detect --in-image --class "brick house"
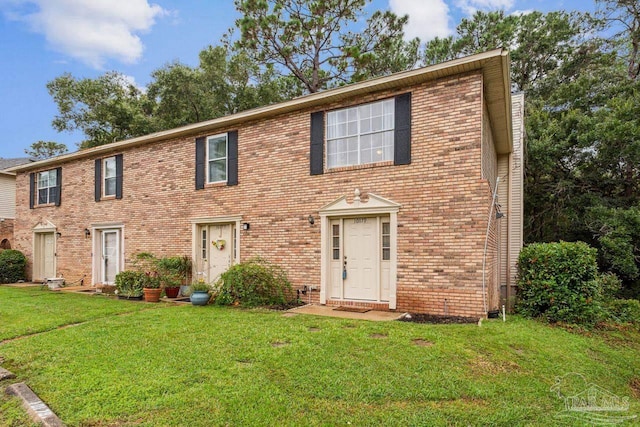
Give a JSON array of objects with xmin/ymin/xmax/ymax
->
[{"xmin": 7, "ymin": 49, "xmax": 523, "ymax": 317}]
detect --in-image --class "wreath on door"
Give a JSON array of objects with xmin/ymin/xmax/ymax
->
[{"xmin": 212, "ymin": 239, "xmax": 226, "ymax": 250}]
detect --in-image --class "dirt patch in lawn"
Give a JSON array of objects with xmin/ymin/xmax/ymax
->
[
  {"xmin": 630, "ymin": 377, "xmax": 640, "ymax": 398},
  {"xmin": 399, "ymin": 313, "xmax": 479, "ymax": 324},
  {"xmin": 412, "ymin": 339, "xmax": 434, "ymax": 347}
]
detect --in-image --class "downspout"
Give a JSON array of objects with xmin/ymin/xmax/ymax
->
[{"xmin": 482, "ymin": 176, "xmax": 500, "ymax": 316}]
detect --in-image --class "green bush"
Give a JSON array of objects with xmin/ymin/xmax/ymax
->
[
  {"xmin": 0, "ymin": 249, "xmax": 26, "ymax": 284},
  {"xmin": 605, "ymin": 299, "xmax": 640, "ymax": 324},
  {"xmin": 516, "ymin": 241, "xmax": 605, "ymax": 326},
  {"xmin": 214, "ymin": 258, "xmax": 293, "ymax": 307},
  {"xmin": 114, "ymin": 270, "xmax": 145, "ymax": 298}
]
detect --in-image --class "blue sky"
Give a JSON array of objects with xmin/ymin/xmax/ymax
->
[{"xmin": 0, "ymin": 0, "xmax": 596, "ymax": 160}]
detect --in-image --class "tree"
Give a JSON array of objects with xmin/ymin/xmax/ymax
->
[
  {"xmin": 148, "ymin": 39, "xmax": 298, "ymax": 130},
  {"xmin": 598, "ymin": 0, "xmax": 640, "ymax": 80},
  {"xmin": 47, "ymin": 72, "xmax": 156, "ymax": 149},
  {"xmin": 234, "ymin": 0, "xmax": 419, "ymax": 92},
  {"xmin": 24, "ymin": 141, "xmax": 68, "ymax": 160}
]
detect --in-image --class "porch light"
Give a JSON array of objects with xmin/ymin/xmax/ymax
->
[
  {"xmin": 241, "ymin": 223, "xmax": 250, "ymax": 231},
  {"xmin": 84, "ymin": 228, "xmax": 91, "ymax": 238},
  {"xmin": 308, "ymin": 215, "xmax": 315, "ymax": 226}
]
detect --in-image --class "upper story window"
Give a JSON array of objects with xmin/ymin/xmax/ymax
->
[
  {"xmin": 103, "ymin": 156, "xmax": 116, "ymax": 197},
  {"xmin": 37, "ymin": 169, "xmax": 58, "ymax": 205},
  {"xmin": 207, "ymin": 133, "xmax": 227, "ymax": 183},
  {"xmin": 326, "ymin": 98, "xmax": 395, "ymax": 169},
  {"xmin": 95, "ymin": 154, "xmax": 122, "ymax": 201}
]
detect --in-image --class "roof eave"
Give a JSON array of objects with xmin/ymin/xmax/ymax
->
[{"xmin": 7, "ymin": 48, "xmax": 512, "ymax": 172}]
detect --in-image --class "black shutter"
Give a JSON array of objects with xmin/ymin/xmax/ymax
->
[
  {"xmin": 29, "ymin": 173, "xmax": 35, "ymax": 209},
  {"xmin": 95, "ymin": 159, "xmax": 102, "ymax": 202},
  {"xmin": 195, "ymin": 137, "xmax": 206, "ymax": 190},
  {"xmin": 394, "ymin": 92, "xmax": 412, "ymax": 165},
  {"xmin": 115, "ymin": 154, "xmax": 123, "ymax": 199},
  {"xmin": 227, "ymin": 131, "xmax": 238, "ymax": 186},
  {"xmin": 310, "ymin": 111, "xmax": 324, "ymax": 175},
  {"xmin": 55, "ymin": 167, "xmax": 62, "ymax": 206}
]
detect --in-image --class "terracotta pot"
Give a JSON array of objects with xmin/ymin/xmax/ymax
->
[
  {"xmin": 143, "ymin": 288, "xmax": 162, "ymax": 303},
  {"xmin": 164, "ymin": 286, "xmax": 180, "ymax": 298}
]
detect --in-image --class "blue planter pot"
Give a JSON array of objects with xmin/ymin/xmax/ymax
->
[{"xmin": 190, "ymin": 291, "xmax": 210, "ymax": 306}]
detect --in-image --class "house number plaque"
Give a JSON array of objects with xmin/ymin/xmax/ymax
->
[{"xmin": 353, "ymin": 218, "xmax": 368, "ymax": 224}]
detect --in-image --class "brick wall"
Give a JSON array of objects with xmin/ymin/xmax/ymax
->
[
  {"xmin": 14, "ymin": 71, "xmax": 496, "ymax": 317},
  {"xmin": 0, "ymin": 218, "xmax": 14, "ymax": 249}
]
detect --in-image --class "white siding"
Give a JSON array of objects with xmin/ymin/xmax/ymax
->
[
  {"xmin": 0, "ymin": 173, "xmax": 16, "ymax": 219},
  {"xmin": 509, "ymin": 93, "xmax": 525, "ymax": 289},
  {"xmin": 496, "ymin": 93, "xmax": 525, "ymax": 307},
  {"xmin": 482, "ymin": 103, "xmax": 498, "ymax": 190}
]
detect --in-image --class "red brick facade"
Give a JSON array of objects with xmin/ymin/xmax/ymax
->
[{"xmin": 12, "ymin": 53, "xmax": 515, "ymax": 318}]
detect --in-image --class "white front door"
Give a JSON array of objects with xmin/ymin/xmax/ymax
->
[
  {"xmin": 329, "ymin": 217, "xmax": 390, "ymax": 302},
  {"xmin": 34, "ymin": 232, "xmax": 56, "ymax": 280},
  {"xmin": 197, "ymin": 224, "xmax": 234, "ymax": 283},
  {"xmin": 343, "ymin": 217, "xmax": 378, "ymax": 300},
  {"xmin": 101, "ymin": 230, "xmax": 119, "ymax": 284}
]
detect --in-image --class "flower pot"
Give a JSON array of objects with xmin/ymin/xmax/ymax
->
[
  {"xmin": 164, "ymin": 286, "xmax": 180, "ymax": 298},
  {"xmin": 190, "ymin": 291, "xmax": 210, "ymax": 306},
  {"xmin": 143, "ymin": 288, "xmax": 162, "ymax": 303}
]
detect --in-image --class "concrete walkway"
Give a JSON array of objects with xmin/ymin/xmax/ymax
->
[{"xmin": 287, "ymin": 304, "xmax": 405, "ymax": 321}]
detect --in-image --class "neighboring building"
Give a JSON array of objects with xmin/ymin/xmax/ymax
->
[
  {"xmin": 7, "ymin": 49, "xmax": 523, "ymax": 317},
  {"xmin": 0, "ymin": 158, "xmax": 34, "ymax": 249}
]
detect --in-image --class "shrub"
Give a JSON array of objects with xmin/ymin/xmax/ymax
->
[
  {"xmin": 114, "ymin": 270, "xmax": 145, "ymax": 298},
  {"xmin": 214, "ymin": 258, "xmax": 293, "ymax": 307},
  {"xmin": 0, "ymin": 250, "xmax": 27, "ymax": 284},
  {"xmin": 605, "ymin": 299, "xmax": 640, "ymax": 324},
  {"xmin": 516, "ymin": 241, "xmax": 605, "ymax": 326}
]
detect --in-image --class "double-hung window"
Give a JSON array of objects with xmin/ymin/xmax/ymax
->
[
  {"xmin": 326, "ymin": 99, "xmax": 395, "ymax": 169},
  {"xmin": 103, "ymin": 156, "xmax": 117, "ymax": 197},
  {"xmin": 207, "ymin": 133, "xmax": 227, "ymax": 183},
  {"xmin": 37, "ymin": 170, "xmax": 58, "ymax": 205}
]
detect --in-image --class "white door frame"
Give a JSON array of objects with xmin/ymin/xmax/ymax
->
[
  {"xmin": 319, "ymin": 192, "xmax": 400, "ymax": 309},
  {"xmin": 101, "ymin": 230, "xmax": 120, "ymax": 284},
  {"xmin": 191, "ymin": 216, "xmax": 242, "ymax": 283},
  {"xmin": 32, "ymin": 220, "xmax": 58, "ymax": 281},
  {"xmin": 91, "ymin": 223, "xmax": 124, "ymax": 286}
]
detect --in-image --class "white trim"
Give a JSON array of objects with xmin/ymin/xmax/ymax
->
[
  {"xmin": 32, "ymin": 222, "xmax": 58, "ymax": 281},
  {"xmin": 91, "ymin": 224, "xmax": 125, "ymax": 286},
  {"xmin": 206, "ymin": 133, "xmax": 228, "ymax": 184},
  {"xmin": 319, "ymin": 192, "xmax": 400, "ymax": 309},
  {"xmin": 102, "ymin": 156, "xmax": 116, "ymax": 197},
  {"xmin": 191, "ymin": 216, "xmax": 242, "ymax": 280}
]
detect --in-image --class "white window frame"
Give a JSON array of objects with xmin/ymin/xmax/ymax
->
[
  {"xmin": 37, "ymin": 169, "xmax": 57, "ymax": 205},
  {"xmin": 206, "ymin": 133, "xmax": 228, "ymax": 184},
  {"xmin": 326, "ymin": 98, "xmax": 395, "ymax": 169},
  {"xmin": 103, "ymin": 156, "xmax": 116, "ymax": 197}
]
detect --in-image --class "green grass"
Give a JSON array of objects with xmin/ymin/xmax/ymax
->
[{"xmin": 0, "ymin": 286, "xmax": 639, "ymax": 426}]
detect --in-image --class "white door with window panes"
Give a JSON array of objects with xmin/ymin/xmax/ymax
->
[
  {"xmin": 195, "ymin": 223, "xmax": 235, "ymax": 284},
  {"xmin": 101, "ymin": 230, "xmax": 119, "ymax": 284},
  {"xmin": 329, "ymin": 216, "xmax": 390, "ymax": 302}
]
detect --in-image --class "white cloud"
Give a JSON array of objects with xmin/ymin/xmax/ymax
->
[
  {"xmin": 6, "ymin": 0, "xmax": 167, "ymax": 68},
  {"xmin": 389, "ymin": 0, "xmax": 452, "ymax": 42},
  {"xmin": 454, "ymin": 0, "xmax": 515, "ymax": 15}
]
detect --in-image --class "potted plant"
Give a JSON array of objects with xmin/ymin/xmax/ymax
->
[
  {"xmin": 114, "ymin": 271, "xmax": 144, "ymax": 300},
  {"xmin": 142, "ymin": 272, "xmax": 162, "ymax": 302},
  {"xmin": 156, "ymin": 255, "xmax": 192, "ymax": 298},
  {"xmin": 162, "ymin": 275, "xmax": 181, "ymax": 299},
  {"xmin": 189, "ymin": 279, "xmax": 211, "ymax": 306}
]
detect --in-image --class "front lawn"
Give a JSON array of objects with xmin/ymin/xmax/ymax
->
[{"xmin": 0, "ymin": 286, "xmax": 638, "ymax": 426}]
